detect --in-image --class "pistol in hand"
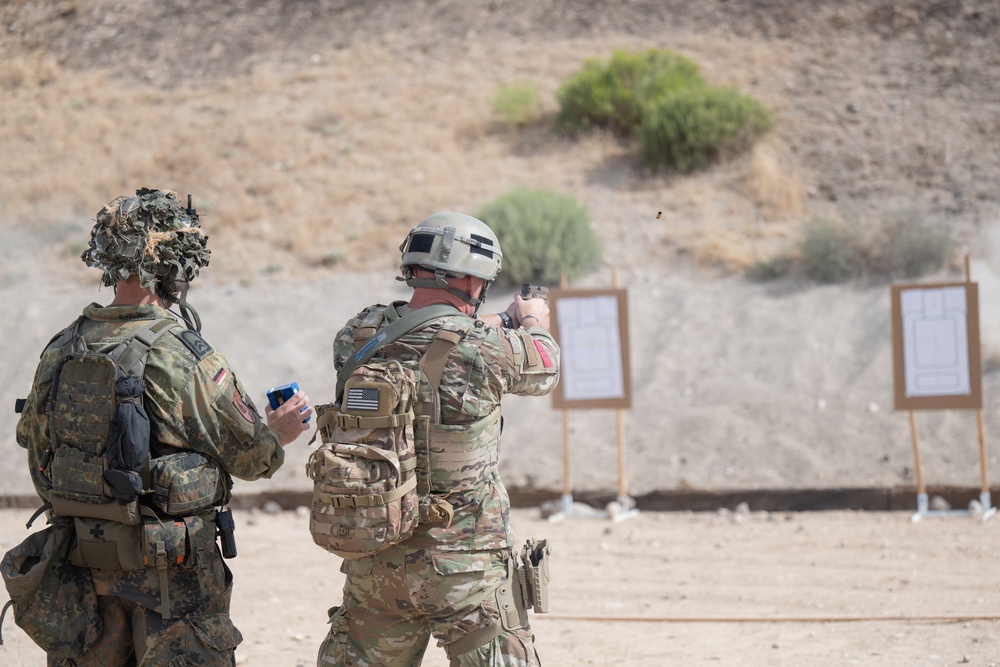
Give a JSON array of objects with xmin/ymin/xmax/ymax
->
[{"xmin": 521, "ymin": 283, "xmax": 549, "ymax": 303}]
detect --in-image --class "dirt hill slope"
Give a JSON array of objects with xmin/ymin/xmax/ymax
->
[{"xmin": 2, "ymin": 0, "xmax": 1000, "ymax": 501}]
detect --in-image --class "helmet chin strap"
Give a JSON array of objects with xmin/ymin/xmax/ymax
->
[
  {"xmin": 401, "ymin": 268, "xmax": 490, "ymax": 314},
  {"xmin": 158, "ymin": 280, "xmax": 202, "ymax": 332}
]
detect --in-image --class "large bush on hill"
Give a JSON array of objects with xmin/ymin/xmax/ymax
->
[
  {"xmin": 557, "ymin": 48, "xmax": 771, "ymax": 172},
  {"xmin": 639, "ymin": 86, "xmax": 772, "ymax": 173},
  {"xmin": 477, "ymin": 188, "xmax": 602, "ymax": 286},
  {"xmin": 556, "ymin": 49, "xmax": 703, "ymax": 138}
]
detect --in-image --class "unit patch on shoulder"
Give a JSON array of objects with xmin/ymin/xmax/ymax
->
[
  {"xmin": 233, "ymin": 388, "xmax": 256, "ymax": 423},
  {"xmin": 174, "ymin": 329, "xmax": 213, "ymax": 361}
]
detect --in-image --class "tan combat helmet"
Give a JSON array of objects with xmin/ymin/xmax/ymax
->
[
  {"xmin": 398, "ymin": 212, "xmax": 503, "ymax": 310},
  {"xmin": 82, "ymin": 188, "xmax": 211, "ymax": 329}
]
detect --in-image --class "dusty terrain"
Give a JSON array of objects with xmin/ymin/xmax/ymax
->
[
  {"xmin": 3, "ymin": 506, "xmax": 1000, "ymax": 666},
  {"xmin": 3, "ymin": 2, "xmax": 1000, "ymax": 664},
  {"xmin": 2, "ymin": 0, "xmax": 1000, "ymax": 501}
]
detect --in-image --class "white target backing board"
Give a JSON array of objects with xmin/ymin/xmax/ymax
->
[
  {"xmin": 549, "ymin": 288, "xmax": 631, "ymax": 410},
  {"xmin": 891, "ymin": 281, "xmax": 982, "ymax": 411}
]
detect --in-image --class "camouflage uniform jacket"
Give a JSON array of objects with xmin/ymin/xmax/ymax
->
[
  {"xmin": 333, "ymin": 301, "xmax": 560, "ymax": 552},
  {"xmin": 17, "ymin": 303, "xmax": 285, "ymax": 508}
]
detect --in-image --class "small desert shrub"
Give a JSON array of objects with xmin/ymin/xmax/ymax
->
[
  {"xmin": 875, "ymin": 213, "xmax": 952, "ymax": 278},
  {"xmin": 799, "ymin": 217, "xmax": 864, "ymax": 283},
  {"xmin": 492, "ymin": 81, "xmax": 542, "ymax": 128},
  {"xmin": 477, "ymin": 187, "xmax": 601, "ymax": 286},
  {"xmin": 639, "ymin": 87, "xmax": 773, "ymax": 173},
  {"xmin": 746, "ymin": 256, "xmax": 793, "ymax": 282},
  {"xmin": 556, "ymin": 49, "xmax": 703, "ymax": 138},
  {"xmin": 753, "ymin": 211, "xmax": 954, "ymax": 284}
]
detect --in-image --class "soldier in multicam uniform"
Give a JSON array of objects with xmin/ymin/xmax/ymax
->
[
  {"xmin": 316, "ymin": 212, "xmax": 560, "ymax": 666},
  {"xmin": 14, "ymin": 188, "xmax": 312, "ymax": 666}
]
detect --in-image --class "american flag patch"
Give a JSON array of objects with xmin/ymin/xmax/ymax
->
[
  {"xmin": 346, "ymin": 387, "xmax": 380, "ymax": 411},
  {"xmin": 213, "ymin": 368, "xmax": 228, "ymax": 386}
]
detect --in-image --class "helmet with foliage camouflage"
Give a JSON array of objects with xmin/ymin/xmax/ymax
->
[{"xmin": 81, "ymin": 188, "xmax": 211, "ymax": 292}]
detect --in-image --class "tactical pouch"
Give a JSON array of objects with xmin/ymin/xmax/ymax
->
[
  {"xmin": 0, "ymin": 521, "xmax": 103, "ymax": 658},
  {"xmin": 142, "ymin": 519, "xmax": 188, "ymax": 568},
  {"xmin": 142, "ymin": 518, "xmax": 189, "ymax": 620},
  {"xmin": 69, "ymin": 518, "xmax": 143, "ymax": 571},
  {"xmin": 149, "ymin": 452, "xmax": 225, "ymax": 515},
  {"xmin": 49, "ymin": 443, "xmax": 142, "ymax": 524},
  {"xmin": 49, "ymin": 444, "xmax": 109, "ymax": 503}
]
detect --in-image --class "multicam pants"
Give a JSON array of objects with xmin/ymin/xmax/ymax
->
[
  {"xmin": 317, "ymin": 545, "xmax": 540, "ymax": 667},
  {"xmin": 49, "ymin": 518, "xmax": 241, "ymax": 667}
]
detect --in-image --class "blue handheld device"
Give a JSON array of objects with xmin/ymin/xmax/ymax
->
[{"xmin": 266, "ymin": 382, "xmax": 311, "ymax": 423}]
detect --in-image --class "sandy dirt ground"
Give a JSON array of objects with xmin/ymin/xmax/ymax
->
[
  {"xmin": 3, "ymin": 1, "xmax": 1000, "ymax": 502},
  {"xmin": 2, "ymin": 505, "xmax": 999, "ymax": 667}
]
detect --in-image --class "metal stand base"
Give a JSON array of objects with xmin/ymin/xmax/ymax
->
[
  {"xmin": 910, "ymin": 491, "xmax": 996, "ymax": 523},
  {"xmin": 608, "ymin": 495, "xmax": 640, "ymax": 523},
  {"xmin": 544, "ymin": 494, "xmax": 615, "ymax": 522}
]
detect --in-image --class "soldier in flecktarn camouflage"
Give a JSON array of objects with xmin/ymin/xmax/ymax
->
[
  {"xmin": 314, "ymin": 213, "xmax": 560, "ymax": 666},
  {"xmin": 9, "ymin": 188, "xmax": 312, "ymax": 666}
]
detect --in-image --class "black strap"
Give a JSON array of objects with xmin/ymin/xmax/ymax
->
[
  {"xmin": 0, "ymin": 598, "xmax": 13, "ymax": 646},
  {"xmin": 24, "ymin": 501, "xmax": 52, "ymax": 529},
  {"xmin": 335, "ymin": 304, "xmax": 459, "ymax": 400}
]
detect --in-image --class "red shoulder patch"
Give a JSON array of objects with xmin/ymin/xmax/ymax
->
[
  {"xmin": 233, "ymin": 389, "xmax": 256, "ymax": 423},
  {"xmin": 533, "ymin": 340, "xmax": 554, "ymax": 368}
]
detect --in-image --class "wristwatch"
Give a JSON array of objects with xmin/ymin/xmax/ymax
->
[{"xmin": 497, "ymin": 311, "xmax": 515, "ymax": 328}]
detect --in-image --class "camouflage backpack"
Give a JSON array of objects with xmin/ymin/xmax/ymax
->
[
  {"xmin": 33, "ymin": 317, "xmax": 180, "ymax": 526},
  {"xmin": 31, "ymin": 316, "xmax": 226, "ymax": 527},
  {"xmin": 307, "ymin": 305, "xmax": 459, "ymax": 559}
]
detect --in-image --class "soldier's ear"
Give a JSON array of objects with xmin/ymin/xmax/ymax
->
[{"xmin": 464, "ymin": 276, "xmax": 486, "ymax": 298}]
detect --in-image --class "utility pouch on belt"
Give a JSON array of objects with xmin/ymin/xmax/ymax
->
[
  {"xmin": 142, "ymin": 519, "xmax": 187, "ymax": 568},
  {"xmin": 141, "ymin": 518, "xmax": 189, "ymax": 620},
  {"xmin": 0, "ymin": 521, "xmax": 103, "ymax": 658},
  {"xmin": 149, "ymin": 451, "xmax": 226, "ymax": 515},
  {"xmin": 68, "ymin": 518, "xmax": 144, "ymax": 571}
]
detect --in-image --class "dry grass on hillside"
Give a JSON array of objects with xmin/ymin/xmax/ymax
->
[{"xmin": 0, "ymin": 32, "xmax": 807, "ymax": 283}]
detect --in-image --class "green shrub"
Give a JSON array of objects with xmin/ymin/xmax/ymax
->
[
  {"xmin": 799, "ymin": 217, "xmax": 864, "ymax": 283},
  {"xmin": 746, "ymin": 256, "xmax": 793, "ymax": 282},
  {"xmin": 477, "ymin": 187, "xmax": 602, "ymax": 286},
  {"xmin": 556, "ymin": 49, "xmax": 703, "ymax": 138},
  {"xmin": 876, "ymin": 213, "xmax": 952, "ymax": 278},
  {"xmin": 747, "ymin": 210, "xmax": 953, "ymax": 285},
  {"xmin": 638, "ymin": 87, "xmax": 772, "ymax": 173},
  {"xmin": 491, "ymin": 81, "xmax": 542, "ymax": 128}
]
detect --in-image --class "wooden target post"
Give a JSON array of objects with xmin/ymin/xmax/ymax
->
[
  {"xmin": 890, "ymin": 257, "xmax": 995, "ymax": 522},
  {"xmin": 547, "ymin": 271, "xmax": 636, "ymax": 522}
]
